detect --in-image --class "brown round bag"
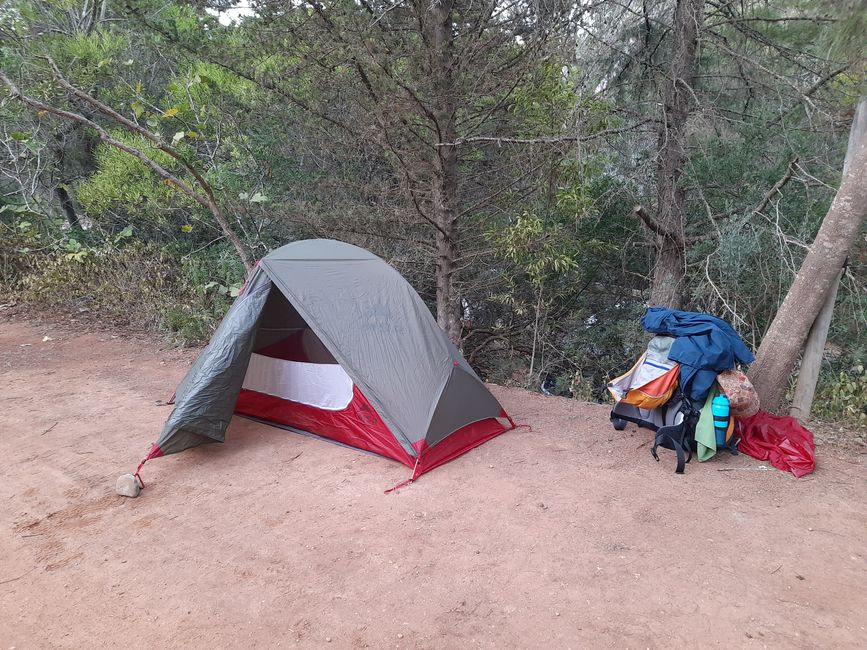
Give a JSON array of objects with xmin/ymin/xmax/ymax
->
[{"xmin": 717, "ymin": 369, "xmax": 760, "ymax": 418}]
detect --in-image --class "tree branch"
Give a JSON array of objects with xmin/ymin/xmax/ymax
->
[
  {"xmin": 766, "ymin": 65, "xmax": 852, "ymax": 128},
  {"xmin": 633, "ymin": 204, "xmax": 684, "ymax": 247},
  {"xmin": 752, "ymin": 157, "xmax": 799, "ymax": 216},
  {"xmin": 437, "ymin": 119, "xmax": 653, "ymax": 147},
  {"xmin": 0, "ymin": 67, "xmax": 253, "ymax": 271}
]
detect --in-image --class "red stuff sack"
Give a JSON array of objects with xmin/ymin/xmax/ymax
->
[{"xmin": 737, "ymin": 411, "xmax": 816, "ymax": 478}]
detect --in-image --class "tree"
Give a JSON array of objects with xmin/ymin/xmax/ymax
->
[
  {"xmin": 575, "ymin": 0, "xmax": 857, "ymax": 318},
  {"xmin": 648, "ymin": 0, "xmax": 704, "ymax": 309},
  {"xmin": 130, "ymin": 0, "xmax": 579, "ymax": 342},
  {"xmin": 0, "ymin": 59, "xmax": 254, "ymax": 271},
  {"xmin": 749, "ymin": 96, "xmax": 867, "ymax": 412}
]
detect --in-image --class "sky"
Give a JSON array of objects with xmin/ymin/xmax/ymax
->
[{"xmin": 207, "ymin": 3, "xmax": 257, "ymax": 26}]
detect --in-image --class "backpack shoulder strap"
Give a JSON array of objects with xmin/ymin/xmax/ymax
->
[
  {"xmin": 651, "ymin": 425, "xmax": 691, "ymax": 473},
  {"xmin": 650, "ymin": 392, "xmax": 699, "ymax": 474}
]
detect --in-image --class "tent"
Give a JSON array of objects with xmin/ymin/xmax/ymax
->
[{"xmin": 135, "ymin": 239, "xmax": 515, "ymax": 487}]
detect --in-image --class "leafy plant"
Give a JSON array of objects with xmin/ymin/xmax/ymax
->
[{"xmin": 813, "ymin": 366, "xmax": 867, "ymax": 423}]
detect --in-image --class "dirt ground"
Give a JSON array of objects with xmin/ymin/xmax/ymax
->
[{"xmin": 1, "ymin": 313, "xmax": 865, "ymax": 649}]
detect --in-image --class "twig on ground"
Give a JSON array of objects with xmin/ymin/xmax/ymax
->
[
  {"xmin": 0, "ymin": 567, "xmax": 35, "ymax": 586},
  {"xmin": 40, "ymin": 422, "xmax": 58, "ymax": 436}
]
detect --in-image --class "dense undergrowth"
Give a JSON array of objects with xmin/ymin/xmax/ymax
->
[{"xmin": 2, "ymin": 221, "xmax": 240, "ymax": 343}]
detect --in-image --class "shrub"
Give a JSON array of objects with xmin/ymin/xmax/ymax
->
[
  {"xmin": 812, "ymin": 366, "xmax": 867, "ymax": 424},
  {"xmin": 16, "ymin": 241, "xmax": 237, "ymax": 344}
]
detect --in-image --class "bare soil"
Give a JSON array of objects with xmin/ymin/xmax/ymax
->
[{"xmin": 1, "ymin": 313, "xmax": 865, "ymax": 649}]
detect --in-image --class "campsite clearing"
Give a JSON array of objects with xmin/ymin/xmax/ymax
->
[{"xmin": 1, "ymin": 314, "xmax": 865, "ymax": 649}]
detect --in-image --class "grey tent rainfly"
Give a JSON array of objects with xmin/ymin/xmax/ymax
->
[{"xmin": 131, "ymin": 239, "xmax": 516, "ymax": 491}]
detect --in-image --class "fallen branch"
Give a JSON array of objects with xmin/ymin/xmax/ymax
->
[
  {"xmin": 40, "ymin": 421, "xmax": 58, "ymax": 436},
  {"xmin": 0, "ymin": 567, "xmax": 35, "ymax": 586}
]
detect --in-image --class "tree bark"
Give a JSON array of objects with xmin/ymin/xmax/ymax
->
[
  {"xmin": 433, "ymin": 181, "xmax": 460, "ymax": 343},
  {"xmin": 788, "ymin": 97, "xmax": 866, "ymax": 420},
  {"xmin": 749, "ymin": 96, "xmax": 867, "ymax": 412},
  {"xmin": 788, "ymin": 265, "xmax": 843, "ymax": 421},
  {"xmin": 426, "ymin": 0, "xmax": 461, "ymax": 343},
  {"xmin": 650, "ymin": 0, "xmax": 705, "ymax": 309}
]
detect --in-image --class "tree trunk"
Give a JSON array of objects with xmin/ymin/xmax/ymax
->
[
  {"xmin": 427, "ymin": 0, "xmax": 461, "ymax": 343},
  {"xmin": 55, "ymin": 186, "xmax": 79, "ymax": 228},
  {"xmin": 650, "ymin": 0, "xmax": 705, "ymax": 309},
  {"xmin": 788, "ymin": 266, "xmax": 843, "ymax": 421},
  {"xmin": 749, "ymin": 96, "xmax": 867, "ymax": 412},
  {"xmin": 433, "ymin": 215, "xmax": 460, "ymax": 343},
  {"xmin": 788, "ymin": 97, "xmax": 867, "ymax": 420}
]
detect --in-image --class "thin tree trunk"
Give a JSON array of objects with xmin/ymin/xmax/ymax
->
[
  {"xmin": 433, "ymin": 183, "xmax": 460, "ymax": 342},
  {"xmin": 788, "ymin": 266, "xmax": 843, "ymax": 421},
  {"xmin": 427, "ymin": 0, "xmax": 461, "ymax": 343},
  {"xmin": 55, "ymin": 186, "xmax": 80, "ymax": 228},
  {"xmin": 749, "ymin": 96, "xmax": 867, "ymax": 412},
  {"xmin": 650, "ymin": 0, "xmax": 705, "ymax": 309},
  {"xmin": 528, "ymin": 283, "xmax": 543, "ymax": 384}
]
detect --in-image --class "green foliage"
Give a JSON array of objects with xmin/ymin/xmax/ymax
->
[
  {"xmin": 492, "ymin": 156, "xmax": 618, "ymax": 296},
  {"xmin": 2, "ymin": 204, "xmax": 239, "ymax": 346},
  {"xmin": 813, "ymin": 366, "xmax": 867, "ymax": 423},
  {"xmin": 497, "ymin": 211, "xmax": 581, "ymax": 286},
  {"xmin": 179, "ymin": 245, "xmax": 246, "ymax": 295},
  {"xmin": 163, "ymin": 62, "xmax": 257, "ymax": 129},
  {"xmin": 52, "ymin": 29, "xmax": 126, "ymax": 67},
  {"xmin": 510, "ymin": 62, "xmax": 580, "ymax": 135},
  {"xmin": 509, "ymin": 62, "xmax": 618, "ymax": 139},
  {"xmin": 75, "ymin": 131, "xmax": 184, "ymax": 218},
  {"xmin": 18, "ymin": 241, "xmax": 236, "ymax": 345},
  {"xmin": 0, "ymin": 203, "xmax": 67, "ymax": 286}
]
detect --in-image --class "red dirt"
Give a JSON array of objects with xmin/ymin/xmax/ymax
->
[{"xmin": 1, "ymin": 314, "xmax": 865, "ymax": 649}]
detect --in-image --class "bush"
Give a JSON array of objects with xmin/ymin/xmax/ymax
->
[
  {"xmin": 813, "ymin": 366, "xmax": 867, "ymax": 424},
  {"xmin": 15, "ymin": 241, "xmax": 238, "ymax": 344},
  {"xmin": 0, "ymin": 214, "xmax": 55, "ymax": 292}
]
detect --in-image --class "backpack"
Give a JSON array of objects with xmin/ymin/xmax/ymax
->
[{"xmin": 612, "ymin": 386, "xmax": 739, "ymax": 474}]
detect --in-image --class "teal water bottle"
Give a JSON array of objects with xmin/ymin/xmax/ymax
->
[{"xmin": 712, "ymin": 394, "xmax": 730, "ymax": 447}]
